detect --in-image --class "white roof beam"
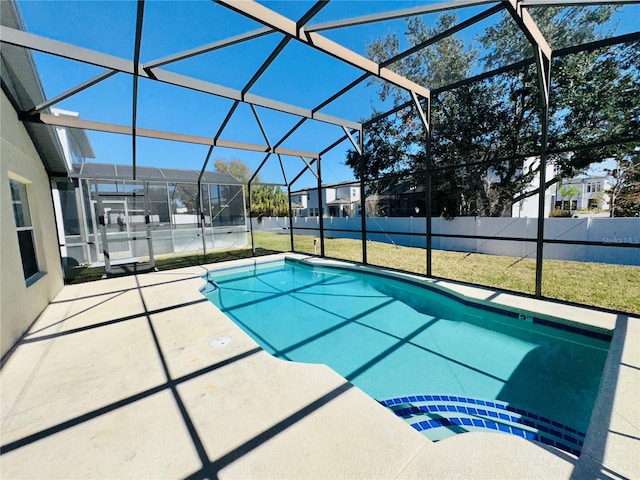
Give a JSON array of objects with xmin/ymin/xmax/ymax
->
[
  {"xmin": 0, "ymin": 25, "xmax": 361, "ymax": 130},
  {"xmin": 521, "ymin": 0, "xmax": 638, "ymax": 5},
  {"xmin": 216, "ymin": 0, "xmax": 431, "ymax": 100},
  {"xmin": 504, "ymin": 0, "xmax": 552, "ymax": 61},
  {"xmin": 144, "ymin": 27, "xmax": 274, "ymax": 69},
  {"xmin": 27, "ymin": 113, "xmax": 320, "ymax": 158},
  {"xmin": 306, "ymin": 0, "xmax": 499, "ymax": 32}
]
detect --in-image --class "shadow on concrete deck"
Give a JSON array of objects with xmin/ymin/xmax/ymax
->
[{"xmin": 1, "ymin": 257, "xmax": 637, "ymax": 479}]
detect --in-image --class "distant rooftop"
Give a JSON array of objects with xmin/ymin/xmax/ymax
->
[{"xmin": 70, "ymin": 162, "xmax": 242, "ymax": 185}]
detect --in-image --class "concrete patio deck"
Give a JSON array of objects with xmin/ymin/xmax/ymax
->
[{"xmin": 1, "ymin": 254, "xmax": 638, "ymax": 479}]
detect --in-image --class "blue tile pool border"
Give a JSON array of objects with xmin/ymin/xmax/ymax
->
[
  {"xmin": 409, "ymin": 416, "xmax": 581, "ymax": 457},
  {"xmin": 380, "ymin": 394, "xmax": 586, "ymax": 457}
]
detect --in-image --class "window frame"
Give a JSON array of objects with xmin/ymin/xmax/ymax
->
[{"xmin": 9, "ymin": 177, "xmax": 41, "ymax": 283}]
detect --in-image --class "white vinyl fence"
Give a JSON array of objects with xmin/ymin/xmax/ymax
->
[{"xmin": 252, "ymin": 216, "xmax": 640, "ymax": 266}]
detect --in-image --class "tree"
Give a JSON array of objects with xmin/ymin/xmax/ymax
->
[
  {"xmin": 348, "ymin": 12, "xmax": 540, "ymax": 218},
  {"xmin": 482, "ymin": 6, "xmax": 619, "ymax": 67},
  {"xmin": 170, "ymin": 184, "xmax": 199, "ymax": 213},
  {"xmin": 214, "ymin": 158, "xmax": 289, "ymax": 217},
  {"xmin": 558, "ymin": 184, "xmax": 580, "ymax": 215},
  {"xmin": 214, "ymin": 158, "xmax": 258, "ymax": 184},
  {"xmin": 215, "ymin": 157, "xmax": 257, "ymax": 210},
  {"xmin": 348, "ymin": 13, "xmax": 509, "ymax": 218},
  {"xmin": 251, "ymin": 185, "xmax": 289, "ymax": 217},
  {"xmin": 475, "ymin": 5, "xmax": 635, "ymax": 200},
  {"xmin": 348, "ymin": 7, "xmax": 636, "ymax": 219},
  {"xmin": 606, "ymin": 155, "xmax": 640, "ymax": 217},
  {"xmin": 550, "ymin": 43, "xmax": 639, "ymax": 179}
]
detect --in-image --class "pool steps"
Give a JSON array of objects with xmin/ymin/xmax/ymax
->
[{"xmin": 380, "ymin": 395, "xmax": 584, "ymax": 457}]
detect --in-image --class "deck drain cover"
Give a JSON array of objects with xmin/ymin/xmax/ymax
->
[{"xmin": 209, "ymin": 336, "xmax": 232, "ymax": 347}]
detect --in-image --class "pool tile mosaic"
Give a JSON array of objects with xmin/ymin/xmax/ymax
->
[{"xmin": 381, "ymin": 394, "xmax": 586, "ymax": 457}]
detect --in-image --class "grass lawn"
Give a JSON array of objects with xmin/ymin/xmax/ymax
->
[
  {"xmin": 254, "ymin": 231, "xmax": 640, "ymax": 315},
  {"xmin": 64, "ymin": 247, "xmax": 280, "ymax": 284},
  {"xmin": 65, "ymin": 231, "xmax": 639, "ymax": 315}
]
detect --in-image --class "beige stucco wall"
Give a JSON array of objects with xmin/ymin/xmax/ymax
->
[{"xmin": 1, "ymin": 90, "xmax": 64, "ymax": 357}]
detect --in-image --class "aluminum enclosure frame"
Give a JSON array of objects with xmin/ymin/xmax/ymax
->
[{"xmin": 1, "ymin": 0, "xmax": 637, "ymax": 299}]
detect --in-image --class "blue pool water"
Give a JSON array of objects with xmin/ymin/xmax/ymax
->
[{"xmin": 203, "ymin": 259, "xmax": 609, "ymax": 453}]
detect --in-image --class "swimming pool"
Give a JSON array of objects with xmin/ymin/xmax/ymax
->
[{"xmin": 202, "ymin": 258, "xmax": 610, "ymax": 455}]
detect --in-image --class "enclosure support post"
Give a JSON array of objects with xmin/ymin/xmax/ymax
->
[
  {"xmin": 534, "ymin": 48, "xmax": 551, "ymax": 297},
  {"xmin": 317, "ymin": 155, "xmax": 325, "ymax": 257},
  {"xmin": 143, "ymin": 182, "xmax": 156, "ymax": 270},
  {"xmin": 131, "ymin": 1, "xmax": 145, "ymax": 181},
  {"xmin": 411, "ymin": 92, "xmax": 431, "ymax": 276},
  {"xmin": 95, "ymin": 183, "xmax": 111, "ymax": 275},
  {"xmin": 425, "ymin": 112, "xmax": 432, "ymax": 277},
  {"xmin": 198, "ymin": 176, "xmax": 207, "ymax": 258},
  {"xmin": 342, "ymin": 126, "xmax": 367, "ymax": 264},
  {"xmin": 287, "ymin": 185, "xmax": 294, "ymax": 252},
  {"xmin": 504, "ymin": 0, "xmax": 552, "ymax": 297},
  {"xmin": 197, "ymin": 145, "xmax": 217, "ymax": 260},
  {"xmin": 75, "ymin": 179, "xmax": 91, "ymax": 263},
  {"xmin": 358, "ymin": 129, "xmax": 367, "ymax": 264},
  {"xmin": 241, "ymin": 183, "xmax": 248, "ymax": 252},
  {"xmin": 248, "ymin": 181, "xmax": 256, "ymax": 256}
]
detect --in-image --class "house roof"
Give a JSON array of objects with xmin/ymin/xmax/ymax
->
[
  {"xmin": 291, "ymin": 181, "xmax": 360, "ymax": 195},
  {"xmin": 0, "ymin": 0, "xmax": 67, "ymax": 175},
  {"xmin": 327, "ymin": 199, "xmax": 352, "ymax": 205},
  {"xmin": 70, "ymin": 162, "xmax": 242, "ymax": 185},
  {"xmin": 51, "ymin": 108, "xmax": 96, "ymax": 159}
]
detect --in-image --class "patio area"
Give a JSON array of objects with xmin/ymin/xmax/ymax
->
[{"xmin": 1, "ymin": 254, "xmax": 638, "ymax": 479}]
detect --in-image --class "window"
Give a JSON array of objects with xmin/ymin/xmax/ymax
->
[
  {"xmin": 586, "ymin": 181, "xmax": 602, "ymax": 194},
  {"xmin": 9, "ymin": 179, "xmax": 39, "ymax": 280}
]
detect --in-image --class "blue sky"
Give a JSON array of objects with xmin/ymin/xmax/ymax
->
[{"xmin": 16, "ymin": 1, "xmax": 639, "ymax": 188}]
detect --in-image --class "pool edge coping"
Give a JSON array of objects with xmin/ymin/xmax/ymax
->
[
  {"xmin": 289, "ymin": 254, "xmax": 618, "ymax": 337},
  {"xmin": 198, "ymin": 253, "xmax": 639, "ymax": 478}
]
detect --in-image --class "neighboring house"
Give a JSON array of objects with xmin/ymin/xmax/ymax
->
[
  {"xmin": 293, "ymin": 183, "xmax": 360, "ymax": 217},
  {"xmin": 368, "ymin": 179, "xmax": 426, "ymax": 217},
  {"xmin": 290, "ymin": 201, "xmax": 305, "ymax": 216},
  {"xmin": 554, "ymin": 175, "xmax": 611, "ymax": 212},
  {"xmin": 51, "ymin": 108, "xmax": 95, "ymax": 169},
  {"xmin": 292, "ymin": 161, "xmax": 611, "ymax": 220},
  {"xmin": 510, "ymin": 160, "xmax": 613, "ymax": 217},
  {"xmin": 510, "ymin": 157, "xmax": 557, "ymax": 218},
  {"xmin": 289, "ymin": 191, "xmax": 308, "ymax": 217}
]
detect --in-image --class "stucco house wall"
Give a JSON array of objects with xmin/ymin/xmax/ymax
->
[{"xmin": 1, "ymin": 90, "xmax": 64, "ymax": 357}]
